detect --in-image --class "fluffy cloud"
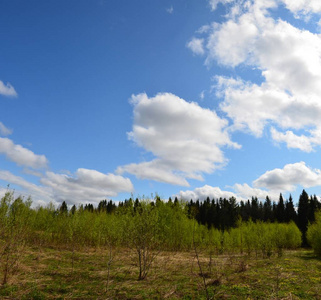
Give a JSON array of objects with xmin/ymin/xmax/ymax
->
[
  {"xmin": 0, "ymin": 170, "xmax": 53, "ymax": 204},
  {"xmin": 176, "ymin": 184, "xmax": 237, "ymax": 201},
  {"xmin": 0, "ymin": 122, "xmax": 12, "ymax": 136},
  {"xmin": 40, "ymin": 168, "xmax": 134, "ymax": 204},
  {"xmin": 0, "ymin": 81, "xmax": 17, "ymax": 97},
  {"xmin": 0, "ymin": 168, "xmax": 134, "ymax": 206},
  {"xmin": 0, "ymin": 137, "xmax": 48, "ymax": 169},
  {"xmin": 177, "ymin": 161, "xmax": 321, "ymax": 202},
  {"xmin": 189, "ymin": 0, "xmax": 321, "ymax": 151},
  {"xmin": 176, "ymin": 183, "xmax": 279, "ymax": 202},
  {"xmin": 270, "ymin": 128, "xmax": 316, "ymax": 152},
  {"xmin": 186, "ymin": 38, "xmax": 205, "ymax": 56},
  {"xmin": 282, "ymin": 0, "xmax": 321, "ymax": 16},
  {"xmin": 117, "ymin": 93, "xmax": 240, "ymax": 186},
  {"xmin": 233, "ymin": 183, "xmax": 279, "ymax": 200},
  {"xmin": 208, "ymin": 0, "xmax": 234, "ymax": 11},
  {"xmin": 166, "ymin": 6, "xmax": 174, "ymax": 14},
  {"xmin": 254, "ymin": 161, "xmax": 321, "ymax": 191}
]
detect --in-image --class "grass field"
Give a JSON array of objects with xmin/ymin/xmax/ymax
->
[{"xmin": 1, "ymin": 246, "xmax": 321, "ymax": 299}]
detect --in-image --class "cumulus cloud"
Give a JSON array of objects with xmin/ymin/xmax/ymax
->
[
  {"xmin": 209, "ymin": 0, "xmax": 234, "ymax": 11},
  {"xmin": 177, "ymin": 161, "xmax": 321, "ymax": 202},
  {"xmin": 0, "ymin": 137, "xmax": 48, "ymax": 169},
  {"xmin": 187, "ymin": 38, "xmax": 205, "ymax": 56},
  {"xmin": 176, "ymin": 184, "xmax": 237, "ymax": 201},
  {"xmin": 282, "ymin": 0, "xmax": 321, "ymax": 16},
  {"xmin": 40, "ymin": 168, "xmax": 134, "ymax": 204},
  {"xmin": 117, "ymin": 93, "xmax": 240, "ymax": 186},
  {"xmin": 117, "ymin": 160, "xmax": 189, "ymax": 186},
  {"xmin": 0, "ymin": 168, "xmax": 134, "ymax": 206},
  {"xmin": 253, "ymin": 161, "xmax": 321, "ymax": 191},
  {"xmin": 270, "ymin": 128, "xmax": 316, "ymax": 152},
  {"xmin": 0, "ymin": 81, "xmax": 17, "ymax": 97},
  {"xmin": 233, "ymin": 183, "xmax": 279, "ymax": 200},
  {"xmin": 190, "ymin": 0, "xmax": 321, "ymax": 152},
  {"xmin": 0, "ymin": 170, "xmax": 53, "ymax": 204},
  {"xmin": 0, "ymin": 122, "xmax": 12, "ymax": 136}
]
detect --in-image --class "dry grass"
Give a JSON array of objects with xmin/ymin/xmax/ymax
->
[{"xmin": 0, "ymin": 246, "xmax": 321, "ymax": 299}]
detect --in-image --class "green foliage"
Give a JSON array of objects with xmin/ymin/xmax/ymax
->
[
  {"xmin": 307, "ymin": 212, "xmax": 321, "ymax": 256},
  {"xmin": 0, "ymin": 191, "xmax": 33, "ymax": 284}
]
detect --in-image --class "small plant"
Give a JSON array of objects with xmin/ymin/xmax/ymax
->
[{"xmin": 0, "ymin": 191, "xmax": 32, "ymax": 285}]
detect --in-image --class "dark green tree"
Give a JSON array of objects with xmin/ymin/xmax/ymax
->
[
  {"xmin": 297, "ymin": 189, "xmax": 310, "ymax": 246},
  {"xmin": 284, "ymin": 195, "xmax": 296, "ymax": 223},
  {"xmin": 276, "ymin": 193, "xmax": 285, "ymax": 223},
  {"xmin": 59, "ymin": 201, "xmax": 68, "ymax": 214},
  {"xmin": 263, "ymin": 196, "xmax": 273, "ymax": 222}
]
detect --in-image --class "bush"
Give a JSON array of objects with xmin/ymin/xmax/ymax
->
[{"xmin": 307, "ymin": 212, "xmax": 321, "ymax": 256}]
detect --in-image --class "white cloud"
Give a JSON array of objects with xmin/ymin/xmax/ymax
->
[
  {"xmin": 187, "ymin": 38, "xmax": 205, "ymax": 56},
  {"xmin": 0, "ymin": 81, "xmax": 17, "ymax": 97},
  {"xmin": 209, "ymin": 0, "xmax": 234, "ymax": 11},
  {"xmin": 117, "ymin": 160, "xmax": 189, "ymax": 186},
  {"xmin": 0, "ymin": 170, "xmax": 53, "ymax": 204},
  {"xmin": 166, "ymin": 5, "xmax": 174, "ymax": 14},
  {"xmin": 199, "ymin": 90, "xmax": 205, "ymax": 100},
  {"xmin": 206, "ymin": 14, "xmax": 259, "ymax": 67},
  {"xmin": 41, "ymin": 168, "xmax": 134, "ymax": 204},
  {"xmin": 176, "ymin": 182, "xmax": 280, "ymax": 202},
  {"xmin": 176, "ymin": 161, "xmax": 321, "ymax": 201},
  {"xmin": 0, "ymin": 137, "xmax": 48, "ymax": 169},
  {"xmin": 0, "ymin": 122, "xmax": 12, "ymax": 136},
  {"xmin": 282, "ymin": 0, "xmax": 321, "ymax": 16},
  {"xmin": 197, "ymin": 25, "xmax": 211, "ymax": 34},
  {"xmin": 233, "ymin": 183, "xmax": 279, "ymax": 200},
  {"xmin": 118, "ymin": 93, "xmax": 239, "ymax": 186},
  {"xmin": 270, "ymin": 127, "xmax": 317, "ymax": 152},
  {"xmin": 0, "ymin": 168, "xmax": 134, "ymax": 206},
  {"xmin": 253, "ymin": 162, "xmax": 321, "ymax": 191},
  {"xmin": 176, "ymin": 184, "xmax": 237, "ymax": 201},
  {"xmin": 192, "ymin": 0, "xmax": 321, "ymax": 152}
]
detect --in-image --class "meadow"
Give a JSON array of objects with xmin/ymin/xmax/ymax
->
[
  {"xmin": 1, "ymin": 246, "xmax": 321, "ymax": 299},
  {"xmin": 1, "ymin": 190, "xmax": 321, "ymax": 299}
]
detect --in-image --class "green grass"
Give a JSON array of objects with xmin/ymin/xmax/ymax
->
[{"xmin": 1, "ymin": 246, "xmax": 321, "ymax": 299}]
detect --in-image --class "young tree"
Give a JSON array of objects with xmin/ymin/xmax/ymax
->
[
  {"xmin": 0, "ymin": 192, "xmax": 32, "ymax": 284},
  {"xmin": 125, "ymin": 201, "xmax": 161, "ymax": 280}
]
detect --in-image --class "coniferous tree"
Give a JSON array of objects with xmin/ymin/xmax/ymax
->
[
  {"xmin": 284, "ymin": 195, "xmax": 296, "ymax": 223},
  {"xmin": 308, "ymin": 194, "xmax": 320, "ymax": 224},
  {"xmin": 70, "ymin": 204, "xmax": 76, "ymax": 215},
  {"xmin": 297, "ymin": 189, "xmax": 310, "ymax": 246},
  {"xmin": 263, "ymin": 196, "xmax": 272, "ymax": 222},
  {"xmin": 276, "ymin": 193, "xmax": 285, "ymax": 223},
  {"xmin": 251, "ymin": 197, "xmax": 259, "ymax": 222},
  {"xmin": 59, "ymin": 201, "xmax": 68, "ymax": 214}
]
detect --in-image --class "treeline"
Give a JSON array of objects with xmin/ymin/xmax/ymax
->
[
  {"xmin": 0, "ymin": 190, "xmax": 304, "ymax": 283},
  {"xmin": 187, "ymin": 189, "xmax": 320, "ymax": 245},
  {"xmin": 65, "ymin": 189, "xmax": 319, "ymax": 245}
]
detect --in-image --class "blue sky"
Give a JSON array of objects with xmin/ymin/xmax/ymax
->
[{"xmin": 1, "ymin": 0, "xmax": 321, "ymax": 206}]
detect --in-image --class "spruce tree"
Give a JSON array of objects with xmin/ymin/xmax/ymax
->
[
  {"xmin": 297, "ymin": 189, "xmax": 310, "ymax": 246},
  {"xmin": 276, "ymin": 193, "xmax": 285, "ymax": 223},
  {"xmin": 284, "ymin": 194, "xmax": 296, "ymax": 223},
  {"xmin": 263, "ymin": 196, "xmax": 272, "ymax": 222}
]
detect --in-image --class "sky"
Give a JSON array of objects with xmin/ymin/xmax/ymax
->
[{"xmin": 1, "ymin": 0, "xmax": 321, "ymax": 207}]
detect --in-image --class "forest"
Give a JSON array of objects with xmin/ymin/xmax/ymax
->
[{"xmin": 1, "ymin": 188, "xmax": 321, "ymax": 299}]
